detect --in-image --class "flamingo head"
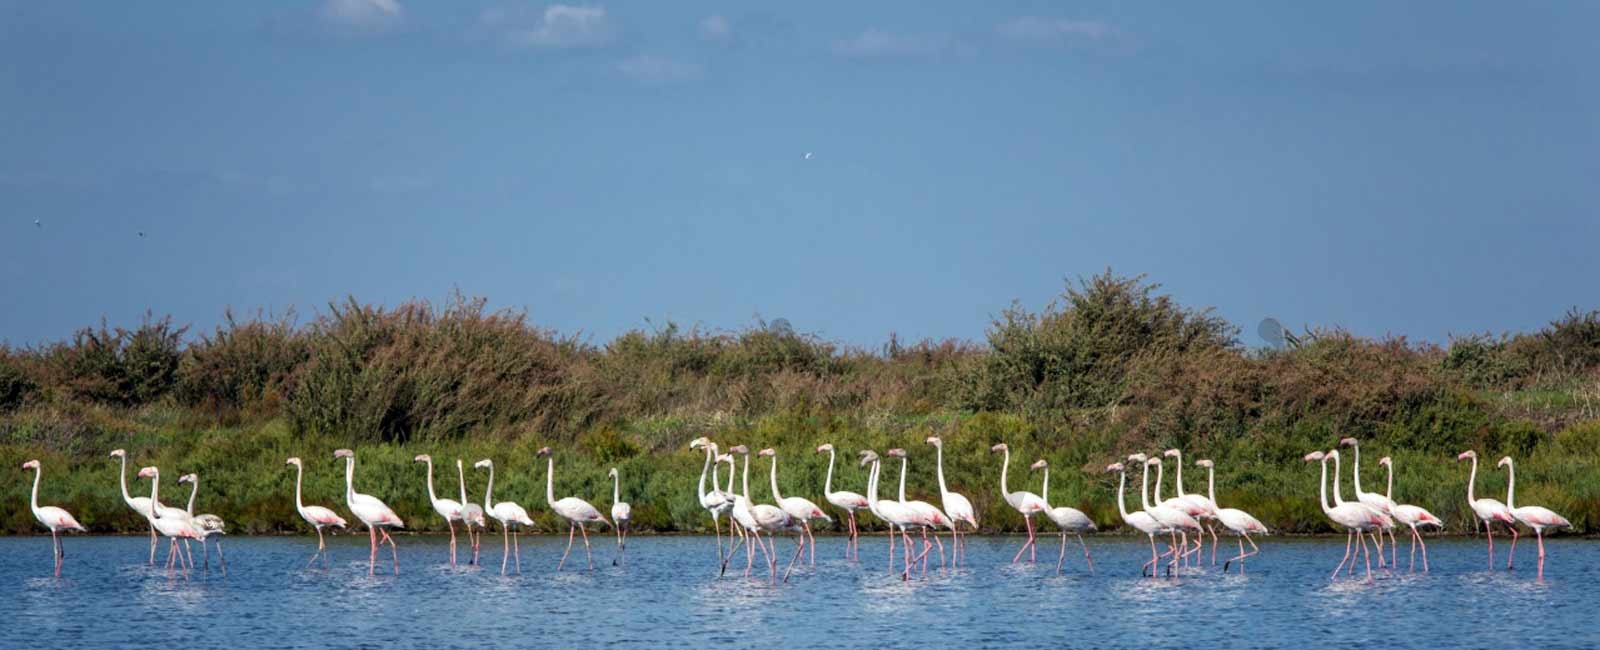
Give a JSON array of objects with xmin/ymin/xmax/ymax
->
[
  {"xmin": 178, "ymin": 473, "xmax": 197, "ymax": 484},
  {"xmin": 333, "ymin": 449, "xmax": 354, "ymax": 459},
  {"xmin": 109, "ymin": 448, "xmax": 126, "ymax": 459},
  {"xmin": 886, "ymin": 448, "xmax": 906, "ymax": 458},
  {"xmin": 1163, "ymin": 449, "xmax": 1181, "ymax": 458},
  {"xmin": 989, "ymin": 443, "xmax": 1007, "ymax": 453},
  {"xmin": 473, "ymin": 459, "xmax": 492, "ymax": 469},
  {"xmin": 1456, "ymin": 450, "xmax": 1476, "ymax": 461},
  {"xmin": 535, "ymin": 447, "xmax": 552, "ymax": 458},
  {"xmin": 729, "ymin": 445, "xmax": 749, "ymax": 455},
  {"xmin": 1195, "ymin": 459, "xmax": 1214, "ymax": 468},
  {"xmin": 1338, "ymin": 437, "xmax": 1358, "ymax": 448},
  {"xmin": 1126, "ymin": 453, "xmax": 1148, "ymax": 463},
  {"xmin": 815, "ymin": 443, "xmax": 834, "ymax": 453},
  {"xmin": 1325, "ymin": 449, "xmax": 1340, "ymax": 460},
  {"xmin": 137, "ymin": 466, "xmax": 158, "ymax": 479},
  {"xmin": 608, "ymin": 467, "xmax": 618, "ymax": 478},
  {"xmin": 1145, "ymin": 457, "xmax": 1162, "ymax": 467},
  {"xmin": 1303, "ymin": 451, "xmax": 1325, "ymax": 462},
  {"xmin": 413, "ymin": 454, "xmax": 432, "ymax": 463},
  {"xmin": 925, "ymin": 436, "xmax": 942, "ymax": 446},
  {"xmin": 1029, "ymin": 459, "xmax": 1048, "ymax": 471},
  {"xmin": 285, "ymin": 457, "xmax": 302, "ymax": 467},
  {"xmin": 689, "ymin": 436, "xmax": 711, "ymax": 450},
  {"xmin": 757, "ymin": 448, "xmax": 776, "ymax": 458},
  {"xmin": 1496, "ymin": 456, "xmax": 1513, "ymax": 469},
  {"xmin": 1377, "ymin": 456, "xmax": 1391, "ymax": 467},
  {"xmin": 715, "ymin": 453, "xmax": 733, "ymax": 464},
  {"xmin": 21, "ymin": 459, "xmax": 40, "ymax": 470},
  {"xmin": 858, "ymin": 450, "xmax": 879, "ymax": 466},
  {"xmin": 1105, "ymin": 462, "xmax": 1124, "ymax": 472}
]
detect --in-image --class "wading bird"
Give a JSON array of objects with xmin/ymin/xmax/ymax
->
[
  {"xmin": 177, "ymin": 473, "xmax": 227, "ymax": 573},
  {"xmin": 721, "ymin": 447, "xmax": 768, "ymax": 578},
  {"xmin": 1194, "ymin": 459, "xmax": 1267, "ymax": 573},
  {"xmin": 926, "ymin": 436, "xmax": 977, "ymax": 566},
  {"xmin": 991, "ymin": 443, "xmax": 1047, "ymax": 563},
  {"xmin": 1375, "ymin": 456, "xmax": 1441, "ymax": 572},
  {"xmin": 1107, "ymin": 461, "xmax": 1166, "ymax": 577},
  {"xmin": 414, "ymin": 454, "xmax": 464, "ymax": 567},
  {"xmin": 22, "ymin": 459, "xmax": 85, "ymax": 577},
  {"xmin": 1458, "ymin": 450, "xmax": 1516, "ymax": 570},
  {"xmin": 691, "ymin": 438, "xmax": 734, "ymax": 563},
  {"xmin": 753, "ymin": 449, "xmax": 809, "ymax": 582},
  {"xmin": 1163, "ymin": 449, "xmax": 1218, "ymax": 565},
  {"xmin": 609, "ymin": 467, "xmax": 631, "ymax": 566},
  {"xmin": 817, "ymin": 443, "xmax": 868, "ymax": 561},
  {"xmin": 760, "ymin": 448, "xmax": 830, "ymax": 566},
  {"xmin": 109, "ymin": 449, "xmax": 159, "ymax": 565},
  {"xmin": 1030, "ymin": 459, "xmax": 1095, "ymax": 575},
  {"xmin": 475, "ymin": 459, "xmax": 534, "ymax": 575},
  {"xmin": 1339, "ymin": 438, "xmax": 1396, "ymax": 567},
  {"xmin": 1498, "ymin": 456, "xmax": 1571, "ymax": 579},
  {"xmin": 137, "ymin": 466, "xmax": 200, "ymax": 578},
  {"xmin": 1140, "ymin": 456, "xmax": 1201, "ymax": 577},
  {"xmin": 334, "ymin": 449, "xmax": 403, "ymax": 576},
  {"xmin": 539, "ymin": 447, "xmax": 609, "ymax": 571},
  {"xmin": 886, "ymin": 448, "xmax": 950, "ymax": 576},
  {"xmin": 859, "ymin": 450, "xmax": 924, "ymax": 582},
  {"xmin": 286, "ymin": 457, "xmax": 347, "ymax": 568},
  {"xmin": 1308, "ymin": 450, "xmax": 1388, "ymax": 582},
  {"xmin": 455, "ymin": 460, "xmax": 486, "ymax": 566}
]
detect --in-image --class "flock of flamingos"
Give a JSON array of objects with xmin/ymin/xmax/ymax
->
[{"xmin": 19, "ymin": 435, "xmax": 1572, "ymax": 582}]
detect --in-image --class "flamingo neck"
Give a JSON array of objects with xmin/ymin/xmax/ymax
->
[
  {"xmin": 148, "ymin": 470, "xmax": 161, "ymax": 518},
  {"xmin": 1206, "ymin": 465, "xmax": 1217, "ymax": 504},
  {"xmin": 1138, "ymin": 461, "xmax": 1154, "ymax": 512},
  {"xmin": 1466, "ymin": 455, "xmax": 1478, "ymax": 503},
  {"xmin": 998, "ymin": 447, "xmax": 1012, "ymax": 500},
  {"xmin": 1317, "ymin": 457, "xmax": 1333, "ymax": 514},
  {"xmin": 1350, "ymin": 444, "xmax": 1366, "ymax": 498},
  {"xmin": 30, "ymin": 464, "xmax": 41, "ymax": 513},
  {"xmin": 186, "ymin": 476, "xmax": 198, "ymax": 516},
  {"xmin": 934, "ymin": 443, "xmax": 950, "ymax": 496},
  {"xmin": 612, "ymin": 471, "xmax": 621, "ymax": 504},
  {"xmin": 117, "ymin": 453, "xmax": 135, "ymax": 506},
  {"xmin": 1040, "ymin": 467, "xmax": 1050, "ymax": 505},
  {"xmin": 866, "ymin": 458, "xmax": 880, "ymax": 506},
  {"xmin": 1330, "ymin": 452, "xmax": 1345, "ymax": 506},
  {"xmin": 457, "ymin": 461, "xmax": 469, "ymax": 507},
  {"xmin": 721, "ymin": 458, "xmax": 736, "ymax": 495},
  {"xmin": 546, "ymin": 456, "xmax": 557, "ymax": 508},
  {"xmin": 1384, "ymin": 461, "xmax": 1394, "ymax": 502},
  {"xmin": 293, "ymin": 462, "xmax": 306, "ymax": 512},
  {"xmin": 696, "ymin": 447, "xmax": 711, "ymax": 501},
  {"xmin": 484, "ymin": 463, "xmax": 495, "ymax": 510},
  {"xmin": 1114, "ymin": 469, "xmax": 1130, "ymax": 519},
  {"xmin": 740, "ymin": 454, "xmax": 751, "ymax": 500},
  {"xmin": 424, "ymin": 459, "xmax": 440, "ymax": 505},
  {"xmin": 823, "ymin": 448, "xmax": 836, "ymax": 496},
  {"xmin": 1153, "ymin": 461, "xmax": 1165, "ymax": 503},
  {"xmin": 769, "ymin": 453, "xmax": 784, "ymax": 502},
  {"xmin": 1504, "ymin": 460, "xmax": 1516, "ymax": 510},
  {"xmin": 895, "ymin": 456, "xmax": 909, "ymax": 503},
  {"xmin": 1172, "ymin": 452, "xmax": 1186, "ymax": 495},
  {"xmin": 343, "ymin": 456, "xmax": 356, "ymax": 506}
]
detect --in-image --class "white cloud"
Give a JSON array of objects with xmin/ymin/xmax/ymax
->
[
  {"xmin": 496, "ymin": 5, "xmax": 615, "ymax": 49},
  {"xmin": 699, "ymin": 14, "xmax": 732, "ymax": 43},
  {"xmin": 617, "ymin": 55, "xmax": 703, "ymax": 85},
  {"xmin": 996, "ymin": 17, "xmax": 1136, "ymax": 54},
  {"xmin": 832, "ymin": 29, "xmax": 951, "ymax": 60},
  {"xmin": 320, "ymin": 0, "xmax": 403, "ymax": 31}
]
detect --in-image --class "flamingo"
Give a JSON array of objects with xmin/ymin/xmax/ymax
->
[
  {"xmin": 1152, "ymin": 453, "xmax": 1209, "ymax": 568},
  {"xmin": 1327, "ymin": 448, "xmax": 1394, "ymax": 578},
  {"xmin": 1029, "ymin": 459, "xmax": 1095, "ymax": 575},
  {"xmin": 1193, "ymin": 459, "xmax": 1268, "ymax": 573},
  {"xmin": 177, "ymin": 473, "xmax": 228, "ymax": 574},
  {"xmin": 474, "ymin": 459, "xmax": 534, "ymax": 575},
  {"xmin": 1376, "ymin": 456, "xmax": 1442, "ymax": 572},
  {"xmin": 1140, "ymin": 456, "xmax": 1202, "ymax": 577},
  {"xmin": 109, "ymin": 449, "xmax": 159, "ymax": 565},
  {"xmin": 926, "ymin": 436, "xmax": 977, "ymax": 566},
  {"xmin": 816, "ymin": 443, "xmax": 868, "ymax": 561},
  {"xmin": 21, "ymin": 459, "xmax": 85, "ymax": 577},
  {"xmin": 1308, "ymin": 450, "xmax": 1389, "ymax": 581},
  {"xmin": 759, "ymin": 447, "xmax": 831, "ymax": 567},
  {"xmin": 1162, "ymin": 449, "xmax": 1218, "ymax": 564},
  {"xmin": 886, "ymin": 448, "xmax": 950, "ymax": 576},
  {"xmin": 1457, "ymin": 450, "xmax": 1516, "ymax": 570},
  {"xmin": 690, "ymin": 437, "xmax": 734, "ymax": 563},
  {"xmin": 334, "ymin": 448, "xmax": 404, "ymax": 576},
  {"xmin": 1339, "ymin": 438, "xmax": 1396, "ymax": 567},
  {"xmin": 1105, "ymin": 461, "xmax": 1166, "ymax": 577},
  {"xmin": 857, "ymin": 450, "xmax": 926, "ymax": 582},
  {"xmin": 285, "ymin": 457, "xmax": 347, "ymax": 568},
  {"xmin": 1497, "ymin": 456, "xmax": 1571, "ymax": 579},
  {"xmin": 136, "ymin": 466, "xmax": 201, "ymax": 578},
  {"xmin": 608, "ymin": 467, "xmax": 631, "ymax": 566},
  {"xmin": 538, "ymin": 447, "xmax": 609, "ymax": 571},
  {"xmin": 990, "ymin": 443, "xmax": 1048, "ymax": 563},
  {"xmin": 455, "ymin": 460, "xmax": 487, "ymax": 566},
  {"xmin": 752, "ymin": 448, "xmax": 810, "ymax": 582},
  {"xmin": 413, "ymin": 454, "xmax": 464, "ymax": 567},
  {"xmin": 719, "ymin": 448, "xmax": 769, "ymax": 578}
]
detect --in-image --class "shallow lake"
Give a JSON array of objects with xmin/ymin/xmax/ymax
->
[{"xmin": 3, "ymin": 534, "xmax": 1595, "ymax": 648}]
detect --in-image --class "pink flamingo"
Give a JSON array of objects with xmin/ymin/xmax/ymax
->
[
  {"xmin": 609, "ymin": 467, "xmax": 631, "ymax": 566},
  {"xmin": 886, "ymin": 448, "xmax": 950, "ymax": 576},
  {"xmin": 538, "ymin": 447, "xmax": 609, "ymax": 571},
  {"xmin": 1030, "ymin": 459, "xmax": 1095, "ymax": 575},
  {"xmin": 177, "ymin": 473, "xmax": 227, "ymax": 574},
  {"xmin": 1375, "ymin": 456, "xmax": 1442, "ymax": 572},
  {"xmin": 858, "ymin": 450, "xmax": 926, "ymax": 582},
  {"xmin": 1141, "ymin": 456, "xmax": 1201, "ymax": 577},
  {"xmin": 286, "ymin": 457, "xmax": 347, "ymax": 568},
  {"xmin": 691, "ymin": 438, "xmax": 734, "ymax": 563},
  {"xmin": 926, "ymin": 436, "xmax": 978, "ymax": 566},
  {"xmin": 413, "ymin": 454, "xmax": 464, "ymax": 567},
  {"xmin": 1162, "ymin": 449, "xmax": 1218, "ymax": 565},
  {"xmin": 1193, "ymin": 459, "xmax": 1268, "ymax": 574},
  {"xmin": 1151, "ymin": 453, "xmax": 1208, "ymax": 568},
  {"xmin": 22, "ymin": 459, "xmax": 86, "ymax": 577},
  {"xmin": 334, "ymin": 449, "xmax": 404, "ymax": 576},
  {"xmin": 1497, "ymin": 456, "xmax": 1571, "ymax": 579},
  {"xmin": 475, "ymin": 459, "xmax": 534, "ymax": 575},
  {"xmin": 751, "ymin": 449, "xmax": 808, "ymax": 583},
  {"xmin": 1457, "ymin": 450, "xmax": 1516, "ymax": 569},
  {"xmin": 109, "ymin": 449, "xmax": 159, "ymax": 565},
  {"xmin": 1339, "ymin": 438, "xmax": 1396, "ymax": 567},
  {"xmin": 137, "ymin": 466, "xmax": 201, "ymax": 578},
  {"xmin": 721, "ymin": 448, "xmax": 770, "ymax": 578},
  {"xmin": 1327, "ymin": 448, "xmax": 1393, "ymax": 578},
  {"xmin": 1307, "ymin": 450, "xmax": 1388, "ymax": 581},
  {"xmin": 759, "ymin": 448, "xmax": 831, "ymax": 566},
  {"xmin": 990, "ymin": 443, "xmax": 1048, "ymax": 563},
  {"xmin": 817, "ymin": 443, "xmax": 868, "ymax": 561},
  {"xmin": 1106, "ymin": 461, "xmax": 1166, "ymax": 577},
  {"xmin": 455, "ymin": 460, "xmax": 486, "ymax": 566}
]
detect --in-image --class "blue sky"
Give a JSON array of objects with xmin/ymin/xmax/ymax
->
[{"xmin": 2, "ymin": 1, "xmax": 1596, "ymax": 348}]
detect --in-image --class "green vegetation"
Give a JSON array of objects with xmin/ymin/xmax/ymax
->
[{"xmin": 4, "ymin": 273, "xmax": 1598, "ymax": 536}]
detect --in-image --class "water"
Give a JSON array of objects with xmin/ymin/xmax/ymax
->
[{"xmin": 3, "ymin": 534, "xmax": 1597, "ymax": 649}]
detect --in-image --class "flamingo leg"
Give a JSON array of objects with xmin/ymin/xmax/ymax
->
[
  {"xmin": 1057, "ymin": 532, "xmax": 1067, "ymax": 575},
  {"xmin": 1359, "ymin": 530, "xmax": 1373, "ymax": 582},
  {"xmin": 1506, "ymin": 523, "xmax": 1519, "ymax": 570},
  {"xmin": 558, "ymin": 523, "xmax": 576, "ymax": 571},
  {"xmin": 845, "ymin": 512, "xmax": 856, "ymax": 560},
  {"xmin": 712, "ymin": 513, "xmax": 722, "ymax": 565},
  {"xmin": 513, "ymin": 529, "xmax": 522, "ymax": 574},
  {"xmin": 501, "ymin": 522, "xmax": 511, "ymax": 575},
  {"xmin": 579, "ymin": 524, "xmax": 595, "ymax": 570},
  {"xmin": 1208, "ymin": 523, "xmax": 1219, "ymax": 565},
  {"xmin": 201, "ymin": 538, "xmax": 210, "ymax": 571},
  {"xmin": 367, "ymin": 526, "xmax": 378, "ymax": 576},
  {"xmin": 888, "ymin": 524, "xmax": 896, "ymax": 574},
  {"xmin": 804, "ymin": 520, "xmax": 816, "ymax": 566},
  {"xmin": 1408, "ymin": 526, "xmax": 1418, "ymax": 573},
  {"xmin": 1420, "ymin": 527, "xmax": 1431, "ymax": 572},
  {"xmin": 51, "ymin": 529, "xmax": 61, "ymax": 577},
  {"xmin": 1012, "ymin": 516, "xmax": 1033, "ymax": 563},
  {"xmin": 448, "ymin": 519, "xmax": 457, "ymax": 567},
  {"xmin": 1333, "ymin": 531, "xmax": 1353, "ymax": 579},
  {"xmin": 783, "ymin": 534, "xmax": 805, "ymax": 583},
  {"xmin": 216, "ymin": 539, "xmax": 227, "ymax": 575},
  {"xmin": 1143, "ymin": 534, "xmax": 1158, "ymax": 577},
  {"xmin": 149, "ymin": 526, "xmax": 157, "ymax": 566},
  {"xmin": 1535, "ymin": 528, "xmax": 1546, "ymax": 581},
  {"xmin": 1389, "ymin": 528, "xmax": 1398, "ymax": 571},
  {"xmin": 380, "ymin": 528, "xmax": 399, "ymax": 575},
  {"xmin": 931, "ymin": 531, "xmax": 946, "ymax": 571},
  {"xmin": 308, "ymin": 527, "xmax": 325, "ymax": 569},
  {"xmin": 1483, "ymin": 518, "xmax": 1494, "ymax": 570}
]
